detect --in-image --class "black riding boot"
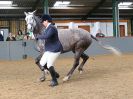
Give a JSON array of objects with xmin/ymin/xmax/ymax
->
[
  {"xmin": 55, "ymin": 71, "xmax": 60, "ymax": 78},
  {"xmin": 44, "ymin": 65, "xmax": 60, "ymax": 78},
  {"xmin": 49, "ymin": 66, "xmax": 59, "ymax": 87}
]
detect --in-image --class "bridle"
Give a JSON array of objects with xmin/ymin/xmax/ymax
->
[
  {"xmin": 25, "ymin": 12, "xmax": 45, "ymax": 52},
  {"xmin": 25, "ymin": 14, "xmax": 37, "ymax": 32}
]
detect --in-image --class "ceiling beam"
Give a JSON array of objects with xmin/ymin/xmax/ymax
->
[
  {"xmin": 50, "ymin": 13, "xmax": 86, "ymax": 16},
  {"xmin": 82, "ymin": 0, "xmax": 106, "ymax": 20},
  {"xmin": 49, "ymin": 6, "xmax": 92, "ymax": 10},
  {"xmin": 0, "ymin": 6, "xmax": 131, "ymax": 10},
  {"xmin": 0, "ymin": 14, "xmax": 25, "ymax": 16},
  {"xmin": 99, "ymin": 7, "xmax": 133, "ymax": 10},
  {"xmin": 0, "ymin": 13, "xmax": 86, "ymax": 16},
  {"xmin": 0, "ymin": 7, "xmax": 32, "ymax": 9},
  {"xmin": 91, "ymin": 13, "xmax": 133, "ymax": 16}
]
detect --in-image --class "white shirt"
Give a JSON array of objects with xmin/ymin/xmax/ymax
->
[{"xmin": 46, "ymin": 23, "xmax": 51, "ymax": 29}]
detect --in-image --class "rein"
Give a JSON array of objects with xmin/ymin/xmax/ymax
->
[{"xmin": 32, "ymin": 16, "xmax": 45, "ymax": 53}]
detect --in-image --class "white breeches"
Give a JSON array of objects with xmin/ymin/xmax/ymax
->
[{"xmin": 39, "ymin": 51, "xmax": 61, "ymax": 68}]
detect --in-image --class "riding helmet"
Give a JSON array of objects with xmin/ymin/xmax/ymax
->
[{"xmin": 41, "ymin": 14, "xmax": 52, "ymax": 22}]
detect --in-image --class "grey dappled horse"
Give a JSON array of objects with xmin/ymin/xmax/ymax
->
[{"xmin": 24, "ymin": 11, "xmax": 121, "ymax": 82}]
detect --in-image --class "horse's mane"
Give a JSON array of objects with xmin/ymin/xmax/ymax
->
[
  {"xmin": 34, "ymin": 16, "xmax": 41, "ymax": 24},
  {"xmin": 33, "ymin": 15, "xmax": 45, "ymax": 35}
]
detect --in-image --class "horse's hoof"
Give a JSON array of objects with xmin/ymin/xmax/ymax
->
[
  {"xmin": 78, "ymin": 68, "xmax": 83, "ymax": 74},
  {"xmin": 63, "ymin": 76, "xmax": 69, "ymax": 82},
  {"xmin": 79, "ymin": 70, "xmax": 83, "ymax": 74},
  {"xmin": 37, "ymin": 76, "xmax": 46, "ymax": 82},
  {"xmin": 37, "ymin": 79, "xmax": 44, "ymax": 83},
  {"xmin": 40, "ymin": 77, "xmax": 46, "ymax": 82}
]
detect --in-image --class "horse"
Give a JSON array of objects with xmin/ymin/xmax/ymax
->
[{"xmin": 24, "ymin": 10, "xmax": 121, "ymax": 82}]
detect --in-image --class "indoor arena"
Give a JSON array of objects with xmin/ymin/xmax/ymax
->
[{"xmin": 0, "ymin": 0, "xmax": 133, "ymax": 99}]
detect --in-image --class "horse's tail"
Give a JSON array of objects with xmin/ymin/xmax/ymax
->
[{"xmin": 91, "ymin": 34, "xmax": 122, "ymax": 56}]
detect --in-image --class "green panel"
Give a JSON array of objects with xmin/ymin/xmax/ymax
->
[
  {"xmin": 112, "ymin": 0, "xmax": 119, "ymax": 37},
  {"xmin": 44, "ymin": 0, "xmax": 49, "ymax": 14}
]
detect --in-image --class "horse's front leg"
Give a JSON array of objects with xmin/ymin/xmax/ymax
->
[
  {"xmin": 35, "ymin": 54, "xmax": 48, "ymax": 82},
  {"xmin": 35, "ymin": 64, "xmax": 46, "ymax": 82},
  {"xmin": 63, "ymin": 50, "xmax": 82, "ymax": 82}
]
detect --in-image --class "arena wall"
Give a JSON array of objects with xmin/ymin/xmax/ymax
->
[{"xmin": 0, "ymin": 37, "xmax": 133, "ymax": 60}]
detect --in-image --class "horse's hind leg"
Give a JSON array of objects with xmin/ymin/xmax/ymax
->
[
  {"xmin": 78, "ymin": 53, "xmax": 89, "ymax": 74},
  {"xmin": 63, "ymin": 49, "xmax": 82, "ymax": 82}
]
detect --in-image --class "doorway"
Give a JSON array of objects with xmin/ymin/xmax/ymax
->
[
  {"xmin": 0, "ymin": 28, "xmax": 9, "ymax": 41},
  {"xmin": 119, "ymin": 25, "xmax": 125, "ymax": 37}
]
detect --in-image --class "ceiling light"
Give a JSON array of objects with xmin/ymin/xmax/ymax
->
[
  {"xmin": 54, "ymin": 1, "xmax": 70, "ymax": 7},
  {"xmin": 118, "ymin": 2, "xmax": 132, "ymax": 6},
  {"xmin": 0, "ymin": 1, "xmax": 13, "ymax": 5},
  {"xmin": 118, "ymin": 2, "xmax": 132, "ymax": 9}
]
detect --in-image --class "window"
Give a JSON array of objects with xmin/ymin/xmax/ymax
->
[{"xmin": 78, "ymin": 25, "xmax": 90, "ymax": 32}]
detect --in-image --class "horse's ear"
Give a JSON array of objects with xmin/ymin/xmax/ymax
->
[
  {"xmin": 33, "ymin": 10, "xmax": 37, "ymax": 14},
  {"xmin": 24, "ymin": 12, "xmax": 28, "ymax": 16}
]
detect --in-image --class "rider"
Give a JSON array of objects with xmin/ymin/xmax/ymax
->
[{"xmin": 36, "ymin": 14, "xmax": 63, "ymax": 87}]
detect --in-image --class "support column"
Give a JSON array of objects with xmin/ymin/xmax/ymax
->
[
  {"xmin": 44, "ymin": 0, "xmax": 49, "ymax": 14},
  {"xmin": 112, "ymin": 0, "xmax": 119, "ymax": 37}
]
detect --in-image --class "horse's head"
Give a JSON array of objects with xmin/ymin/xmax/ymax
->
[{"xmin": 24, "ymin": 10, "xmax": 37, "ymax": 32}]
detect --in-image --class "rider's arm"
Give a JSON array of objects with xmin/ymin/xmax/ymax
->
[{"xmin": 37, "ymin": 27, "xmax": 55, "ymax": 40}]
